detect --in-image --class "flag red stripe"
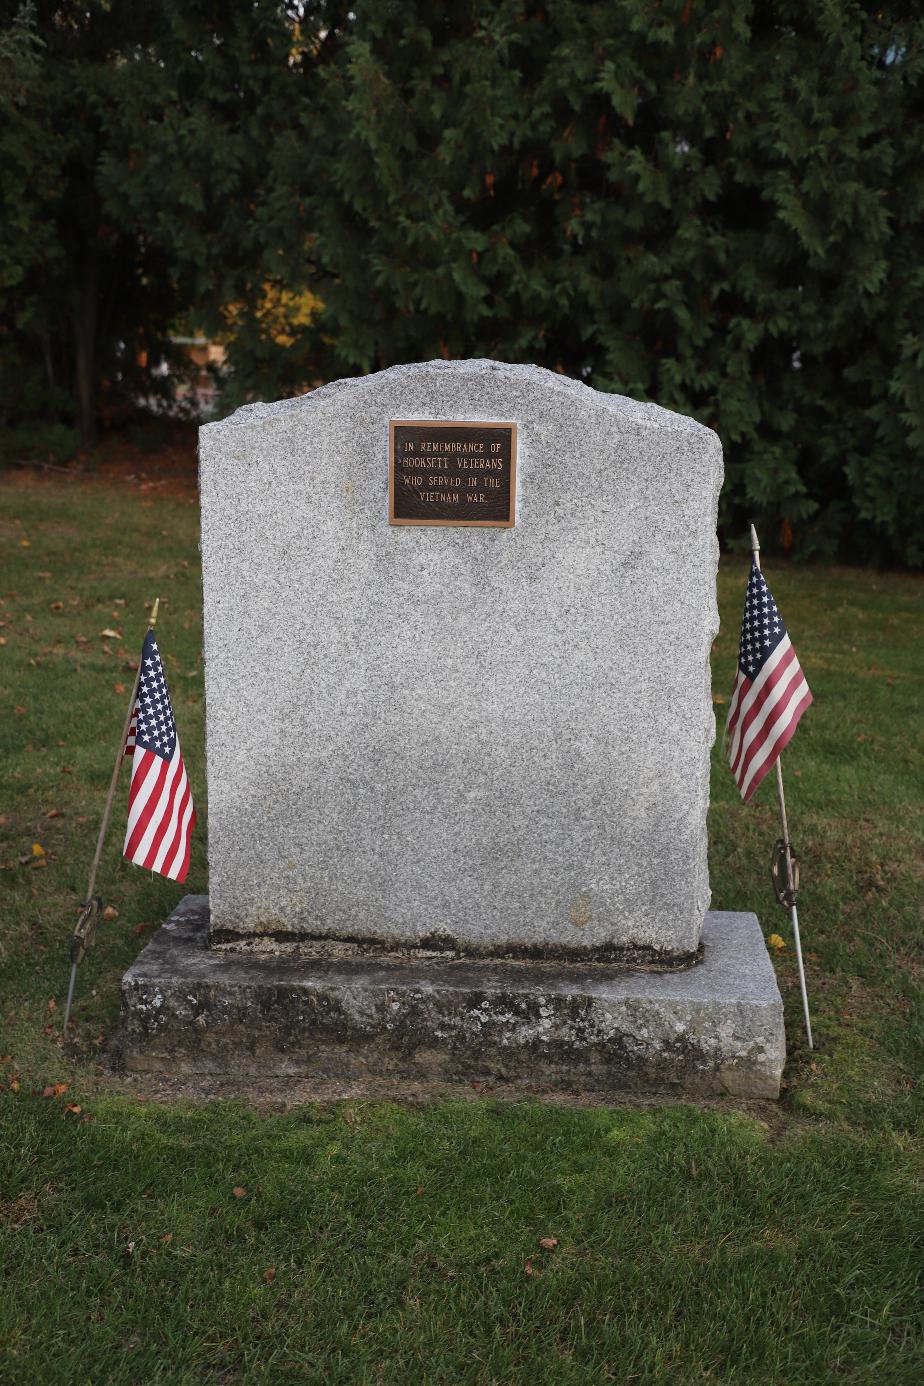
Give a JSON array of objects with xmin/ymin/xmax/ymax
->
[
  {"xmin": 730, "ymin": 648, "xmax": 801, "ymax": 780},
  {"xmin": 176, "ymin": 806, "xmax": 196, "ymax": 882},
  {"xmin": 124, "ymin": 753, "xmax": 170, "ymax": 859},
  {"xmin": 728, "ymin": 643, "xmax": 797, "ymax": 774},
  {"xmin": 123, "ymin": 750, "xmax": 159, "ymax": 851},
  {"xmin": 165, "ymin": 792, "xmax": 195, "ymax": 883},
  {"xmin": 724, "ymin": 669, "xmax": 747, "ymax": 746},
  {"xmin": 741, "ymin": 688, "xmax": 813, "ymax": 802},
  {"xmin": 157, "ymin": 778, "xmax": 191, "ymax": 878},
  {"xmin": 138, "ymin": 754, "xmax": 185, "ymax": 871},
  {"xmin": 726, "ymin": 635, "xmax": 792, "ymax": 751},
  {"xmin": 737, "ymin": 674, "xmax": 812, "ymax": 797}
]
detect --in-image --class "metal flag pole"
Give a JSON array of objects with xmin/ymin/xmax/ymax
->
[
  {"xmin": 62, "ymin": 598, "xmax": 159, "ymax": 1031},
  {"xmin": 749, "ymin": 527, "xmax": 814, "ymax": 1050}
]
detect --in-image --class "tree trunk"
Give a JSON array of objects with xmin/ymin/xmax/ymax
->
[{"xmin": 73, "ymin": 242, "xmax": 100, "ymax": 447}]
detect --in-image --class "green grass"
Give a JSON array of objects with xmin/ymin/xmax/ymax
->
[{"xmin": 1, "ymin": 472, "xmax": 922, "ymax": 1383}]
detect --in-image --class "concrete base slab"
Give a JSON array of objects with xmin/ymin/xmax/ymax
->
[{"xmin": 118, "ymin": 897, "xmax": 786, "ymax": 1099}]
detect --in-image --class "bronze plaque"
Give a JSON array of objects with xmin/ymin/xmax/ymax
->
[{"xmin": 389, "ymin": 420, "xmax": 516, "ymax": 527}]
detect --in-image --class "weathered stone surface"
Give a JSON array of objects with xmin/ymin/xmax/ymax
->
[
  {"xmin": 199, "ymin": 361, "xmax": 722, "ymax": 959},
  {"xmin": 118, "ymin": 897, "xmax": 785, "ymax": 1098}
]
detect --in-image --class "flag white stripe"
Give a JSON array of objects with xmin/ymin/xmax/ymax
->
[
  {"xmin": 729, "ymin": 648, "xmax": 800, "ymax": 779},
  {"xmin": 727, "ymin": 635, "xmax": 794, "ymax": 768},
  {"xmin": 133, "ymin": 750, "xmax": 184, "ymax": 869},
  {"xmin": 163, "ymin": 792, "xmax": 194, "ymax": 881},
  {"xmin": 123, "ymin": 752, "xmax": 163, "ymax": 846},
  {"xmin": 739, "ymin": 676, "xmax": 812, "ymax": 798},
  {"xmin": 725, "ymin": 668, "xmax": 748, "ymax": 742},
  {"xmin": 150, "ymin": 752, "xmax": 189, "ymax": 874}
]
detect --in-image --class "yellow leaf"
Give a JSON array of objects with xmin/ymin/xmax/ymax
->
[
  {"xmin": 768, "ymin": 933, "xmax": 786, "ymax": 951},
  {"xmin": 31, "ymin": 842, "xmax": 45, "ymax": 857},
  {"xmin": 19, "ymin": 539, "xmax": 30, "ymax": 548}
]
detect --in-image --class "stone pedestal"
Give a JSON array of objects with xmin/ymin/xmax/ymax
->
[{"xmin": 119, "ymin": 897, "xmax": 785, "ymax": 1099}]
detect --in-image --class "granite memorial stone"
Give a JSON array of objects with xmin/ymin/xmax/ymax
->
[
  {"xmin": 198, "ymin": 360, "xmax": 720, "ymax": 963},
  {"xmin": 119, "ymin": 360, "xmax": 786, "ymax": 1097}
]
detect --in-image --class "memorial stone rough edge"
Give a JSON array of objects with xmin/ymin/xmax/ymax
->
[{"xmin": 197, "ymin": 360, "xmax": 723, "ymax": 963}]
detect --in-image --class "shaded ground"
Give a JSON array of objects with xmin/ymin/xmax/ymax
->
[
  {"xmin": 1, "ymin": 471, "xmax": 922, "ymax": 1383},
  {"xmin": 9, "ymin": 417, "xmax": 199, "ymax": 498}
]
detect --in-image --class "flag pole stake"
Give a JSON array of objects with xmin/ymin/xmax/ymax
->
[
  {"xmin": 750, "ymin": 529, "xmax": 814, "ymax": 1050},
  {"xmin": 62, "ymin": 598, "xmax": 160, "ymax": 1031}
]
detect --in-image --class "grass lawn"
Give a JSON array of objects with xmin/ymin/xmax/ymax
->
[{"xmin": 1, "ymin": 468, "xmax": 922, "ymax": 1384}]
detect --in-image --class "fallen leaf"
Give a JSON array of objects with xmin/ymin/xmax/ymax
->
[
  {"xmin": 46, "ymin": 996, "xmax": 57, "ymax": 1012},
  {"xmin": 102, "ymin": 905, "xmax": 119, "ymax": 922},
  {"xmin": 42, "ymin": 1085, "xmax": 55, "ymax": 1097},
  {"xmin": 10, "ymin": 1079, "xmax": 20, "ymax": 1093},
  {"xmin": 100, "ymin": 628, "xmax": 122, "ymax": 639},
  {"xmin": 14, "ymin": 706, "xmax": 27, "ymax": 715},
  {"xmin": 160, "ymin": 1232, "xmax": 174, "ymax": 1244},
  {"xmin": 53, "ymin": 1081, "xmax": 67, "ymax": 1096},
  {"xmin": 524, "ymin": 1260, "xmax": 535, "ymax": 1277},
  {"xmin": 768, "ymin": 933, "xmax": 786, "ymax": 951},
  {"xmin": 232, "ymin": 1186, "xmax": 247, "ymax": 1199},
  {"xmin": 45, "ymin": 809, "xmax": 63, "ymax": 819},
  {"xmin": 262, "ymin": 1267, "xmax": 276, "ymax": 1284},
  {"xmin": 32, "ymin": 843, "xmax": 45, "ymax": 857},
  {"xmin": 19, "ymin": 539, "xmax": 30, "ymax": 548},
  {"xmin": 114, "ymin": 683, "xmax": 126, "ymax": 694},
  {"xmin": 50, "ymin": 601, "xmax": 64, "ymax": 611},
  {"xmin": 64, "ymin": 1103, "xmax": 82, "ymax": 1115},
  {"xmin": 131, "ymin": 922, "xmax": 151, "ymax": 936},
  {"xmin": 538, "ymin": 1236, "xmax": 559, "ymax": 1251}
]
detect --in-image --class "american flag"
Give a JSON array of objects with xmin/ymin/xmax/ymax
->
[
  {"xmin": 725, "ymin": 560, "xmax": 812, "ymax": 802},
  {"xmin": 122, "ymin": 629, "xmax": 195, "ymax": 882}
]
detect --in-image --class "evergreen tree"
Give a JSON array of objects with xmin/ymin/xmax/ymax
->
[{"xmin": 296, "ymin": 1, "xmax": 924, "ymax": 564}]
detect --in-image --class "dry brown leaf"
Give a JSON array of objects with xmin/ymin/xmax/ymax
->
[
  {"xmin": 102, "ymin": 905, "xmax": 119, "ymax": 922},
  {"xmin": 524, "ymin": 1260, "xmax": 535, "ymax": 1277},
  {"xmin": 53, "ymin": 1081, "xmax": 67, "ymax": 1096},
  {"xmin": 100, "ymin": 628, "xmax": 122, "ymax": 639},
  {"xmin": 64, "ymin": 1103, "xmax": 82, "ymax": 1115},
  {"xmin": 10, "ymin": 1079, "xmax": 20, "ymax": 1093},
  {"xmin": 538, "ymin": 1236, "xmax": 559, "ymax": 1251},
  {"xmin": 232, "ymin": 1186, "xmax": 247, "ymax": 1199},
  {"xmin": 45, "ymin": 809, "xmax": 63, "ymax": 819},
  {"xmin": 46, "ymin": 996, "xmax": 57, "ymax": 1012},
  {"xmin": 131, "ymin": 922, "xmax": 151, "ymax": 936},
  {"xmin": 114, "ymin": 683, "xmax": 126, "ymax": 695},
  {"xmin": 262, "ymin": 1267, "xmax": 276, "ymax": 1284},
  {"xmin": 161, "ymin": 1232, "xmax": 174, "ymax": 1244},
  {"xmin": 42, "ymin": 1085, "xmax": 55, "ymax": 1097},
  {"xmin": 50, "ymin": 601, "xmax": 64, "ymax": 611}
]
